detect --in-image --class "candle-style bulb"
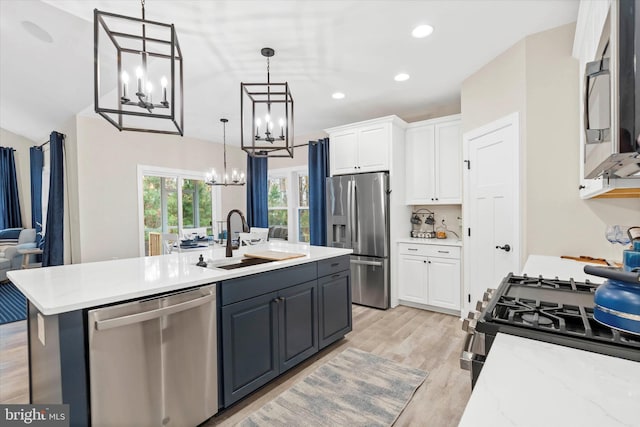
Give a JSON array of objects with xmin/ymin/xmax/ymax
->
[
  {"xmin": 160, "ymin": 76, "xmax": 168, "ymax": 104},
  {"xmin": 121, "ymin": 71, "xmax": 129, "ymax": 100},
  {"xmin": 279, "ymin": 118, "xmax": 284, "ymax": 127},
  {"xmin": 135, "ymin": 67, "xmax": 143, "ymax": 94}
]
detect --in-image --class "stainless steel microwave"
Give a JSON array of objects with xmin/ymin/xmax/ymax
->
[{"xmin": 584, "ymin": 0, "xmax": 640, "ymax": 179}]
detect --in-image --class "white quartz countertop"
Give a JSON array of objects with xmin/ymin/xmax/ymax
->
[
  {"xmin": 396, "ymin": 237, "xmax": 462, "ymax": 247},
  {"xmin": 522, "ymin": 254, "xmax": 604, "ymax": 283},
  {"xmin": 458, "ymin": 333, "xmax": 640, "ymax": 427},
  {"xmin": 8, "ymin": 242, "xmax": 352, "ymax": 315}
]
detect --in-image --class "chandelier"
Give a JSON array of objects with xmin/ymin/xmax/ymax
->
[
  {"xmin": 241, "ymin": 48, "xmax": 294, "ymax": 158},
  {"xmin": 206, "ymin": 119, "xmax": 246, "ymax": 186},
  {"xmin": 94, "ymin": 0, "xmax": 184, "ymax": 135}
]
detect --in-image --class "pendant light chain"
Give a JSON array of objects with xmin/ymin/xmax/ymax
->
[{"xmin": 223, "ymin": 119, "xmax": 227, "ymax": 173}]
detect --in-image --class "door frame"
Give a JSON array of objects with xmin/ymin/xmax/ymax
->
[{"xmin": 462, "ymin": 112, "xmax": 522, "ymax": 315}]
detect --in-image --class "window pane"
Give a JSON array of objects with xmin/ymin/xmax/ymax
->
[
  {"xmin": 268, "ymin": 209, "xmax": 288, "ymax": 227},
  {"xmin": 268, "ymin": 176, "xmax": 288, "ymax": 208},
  {"xmin": 164, "ymin": 177, "xmax": 178, "ymax": 234},
  {"xmin": 298, "ymin": 208, "xmax": 309, "ymax": 242},
  {"xmin": 143, "ymin": 176, "xmax": 162, "ymax": 255},
  {"xmin": 182, "ymin": 179, "xmax": 195, "ymax": 228},
  {"xmin": 298, "ymin": 174, "xmax": 309, "ymax": 207},
  {"xmin": 198, "ymin": 181, "xmax": 213, "ymax": 235}
]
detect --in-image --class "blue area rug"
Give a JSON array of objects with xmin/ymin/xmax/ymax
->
[{"xmin": 0, "ymin": 282, "xmax": 27, "ymax": 325}]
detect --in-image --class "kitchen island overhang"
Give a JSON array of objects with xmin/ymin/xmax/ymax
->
[{"xmin": 9, "ymin": 242, "xmax": 353, "ymax": 427}]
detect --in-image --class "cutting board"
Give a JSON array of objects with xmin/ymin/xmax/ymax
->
[{"xmin": 244, "ymin": 250, "xmax": 307, "ymax": 261}]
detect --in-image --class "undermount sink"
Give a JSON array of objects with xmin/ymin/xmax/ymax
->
[{"xmin": 205, "ymin": 257, "xmax": 275, "ymax": 270}]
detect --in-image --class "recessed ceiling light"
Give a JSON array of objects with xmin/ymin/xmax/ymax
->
[
  {"xmin": 412, "ymin": 24, "xmax": 434, "ymax": 39},
  {"xmin": 21, "ymin": 21, "xmax": 53, "ymax": 43},
  {"xmin": 394, "ymin": 73, "xmax": 410, "ymax": 82},
  {"xmin": 332, "ymin": 92, "xmax": 345, "ymax": 99}
]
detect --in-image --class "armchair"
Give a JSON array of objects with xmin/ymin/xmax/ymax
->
[{"xmin": 0, "ymin": 228, "xmax": 37, "ymax": 282}]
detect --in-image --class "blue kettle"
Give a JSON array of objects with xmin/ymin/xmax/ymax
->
[{"xmin": 584, "ymin": 266, "xmax": 640, "ymax": 335}]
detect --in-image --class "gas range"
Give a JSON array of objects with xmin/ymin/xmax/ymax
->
[{"xmin": 460, "ymin": 273, "xmax": 640, "ymax": 388}]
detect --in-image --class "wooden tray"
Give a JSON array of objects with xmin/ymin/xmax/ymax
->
[{"xmin": 244, "ymin": 250, "xmax": 307, "ymax": 261}]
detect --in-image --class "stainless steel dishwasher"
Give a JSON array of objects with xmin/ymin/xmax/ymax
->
[{"xmin": 88, "ymin": 285, "xmax": 217, "ymax": 427}]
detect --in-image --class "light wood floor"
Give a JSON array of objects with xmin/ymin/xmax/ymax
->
[{"xmin": 0, "ymin": 305, "xmax": 472, "ymax": 426}]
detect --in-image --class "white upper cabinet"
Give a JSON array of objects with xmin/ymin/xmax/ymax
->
[
  {"xmin": 405, "ymin": 115, "xmax": 462, "ymax": 204},
  {"xmin": 326, "ymin": 116, "xmax": 405, "ymax": 176}
]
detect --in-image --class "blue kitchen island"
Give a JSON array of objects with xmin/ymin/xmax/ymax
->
[{"xmin": 8, "ymin": 242, "xmax": 353, "ymax": 427}]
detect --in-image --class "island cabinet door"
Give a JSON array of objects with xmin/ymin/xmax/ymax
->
[
  {"xmin": 221, "ymin": 291, "xmax": 279, "ymax": 407},
  {"xmin": 278, "ymin": 280, "xmax": 319, "ymax": 373},
  {"xmin": 318, "ymin": 270, "xmax": 353, "ymax": 349}
]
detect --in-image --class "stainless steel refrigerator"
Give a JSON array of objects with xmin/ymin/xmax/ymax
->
[{"xmin": 326, "ymin": 172, "xmax": 389, "ymax": 309}]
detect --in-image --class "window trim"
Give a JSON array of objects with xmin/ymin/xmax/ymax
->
[
  {"xmin": 137, "ymin": 165, "xmax": 222, "ymax": 256},
  {"xmin": 268, "ymin": 166, "xmax": 309, "ymax": 243}
]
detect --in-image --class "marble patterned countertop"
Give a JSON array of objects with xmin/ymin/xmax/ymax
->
[
  {"xmin": 458, "ymin": 333, "xmax": 640, "ymax": 427},
  {"xmin": 8, "ymin": 242, "xmax": 352, "ymax": 315}
]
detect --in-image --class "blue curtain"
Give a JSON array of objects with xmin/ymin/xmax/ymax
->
[
  {"xmin": 246, "ymin": 155, "xmax": 268, "ymax": 228},
  {"xmin": 30, "ymin": 147, "xmax": 44, "ymax": 248},
  {"xmin": 308, "ymin": 138, "xmax": 330, "ymax": 246},
  {"xmin": 0, "ymin": 146, "xmax": 22, "ymax": 229},
  {"xmin": 42, "ymin": 132, "xmax": 64, "ymax": 267}
]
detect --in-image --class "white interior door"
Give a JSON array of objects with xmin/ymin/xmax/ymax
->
[{"xmin": 463, "ymin": 113, "xmax": 521, "ymax": 314}]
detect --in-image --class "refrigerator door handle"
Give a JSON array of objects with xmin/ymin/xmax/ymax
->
[
  {"xmin": 352, "ymin": 181, "xmax": 358, "ymax": 243},
  {"xmin": 95, "ymin": 291, "xmax": 215, "ymax": 331},
  {"xmin": 351, "ymin": 259, "xmax": 384, "ymax": 267},
  {"xmin": 347, "ymin": 179, "xmax": 355, "ymax": 244}
]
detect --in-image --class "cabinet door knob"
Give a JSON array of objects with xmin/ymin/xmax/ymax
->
[
  {"xmin": 423, "ymin": 260, "xmax": 427, "ymax": 263},
  {"xmin": 495, "ymin": 244, "xmax": 511, "ymax": 252},
  {"xmin": 578, "ymin": 185, "xmax": 586, "ymax": 190}
]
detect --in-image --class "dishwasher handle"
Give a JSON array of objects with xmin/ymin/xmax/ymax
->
[{"xmin": 95, "ymin": 291, "xmax": 215, "ymax": 331}]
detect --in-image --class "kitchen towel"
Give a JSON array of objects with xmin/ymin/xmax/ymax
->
[{"xmin": 237, "ymin": 348, "xmax": 428, "ymax": 427}]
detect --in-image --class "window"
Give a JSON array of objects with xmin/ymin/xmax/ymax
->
[
  {"xmin": 138, "ymin": 166, "xmax": 221, "ymax": 256},
  {"xmin": 268, "ymin": 167, "xmax": 309, "ymax": 243}
]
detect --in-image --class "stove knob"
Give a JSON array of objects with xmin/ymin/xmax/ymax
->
[
  {"xmin": 476, "ymin": 300, "xmax": 487, "ymax": 312},
  {"xmin": 462, "ymin": 317, "xmax": 477, "ymax": 333},
  {"xmin": 483, "ymin": 292, "xmax": 491, "ymax": 302}
]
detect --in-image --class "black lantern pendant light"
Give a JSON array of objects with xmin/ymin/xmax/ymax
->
[
  {"xmin": 206, "ymin": 119, "xmax": 246, "ymax": 186},
  {"xmin": 94, "ymin": 0, "xmax": 184, "ymax": 135},
  {"xmin": 241, "ymin": 47, "xmax": 294, "ymax": 158}
]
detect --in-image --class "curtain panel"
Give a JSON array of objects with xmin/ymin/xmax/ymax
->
[
  {"xmin": 42, "ymin": 132, "xmax": 64, "ymax": 267},
  {"xmin": 308, "ymin": 138, "xmax": 330, "ymax": 246},
  {"xmin": 246, "ymin": 155, "xmax": 268, "ymax": 228},
  {"xmin": 0, "ymin": 146, "xmax": 22, "ymax": 229},
  {"xmin": 30, "ymin": 147, "xmax": 44, "ymax": 248}
]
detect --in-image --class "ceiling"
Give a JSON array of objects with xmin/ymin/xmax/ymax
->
[{"xmin": 0, "ymin": 0, "xmax": 579, "ymax": 146}]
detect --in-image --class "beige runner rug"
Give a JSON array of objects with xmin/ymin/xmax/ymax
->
[{"xmin": 237, "ymin": 347, "xmax": 428, "ymax": 427}]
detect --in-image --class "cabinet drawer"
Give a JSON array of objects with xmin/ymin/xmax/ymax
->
[
  {"xmin": 220, "ymin": 262, "xmax": 317, "ymax": 306},
  {"xmin": 398, "ymin": 243, "xmax": 460, "ymax": 259},
  {"xmin": 317, "ymin": 255, "xmax": 350, "ymax": 277}
]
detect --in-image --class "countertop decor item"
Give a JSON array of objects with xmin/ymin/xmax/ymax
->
[
  {"xmin": 94, "ymin": 0, "xmax": 184, "ymax": 135},
  {"xmin": 241, "ymin": 47, "xmax": 294, "ymax": 158},
  {"xmin": 205, "ymin": 118, "xmax": 246, "ymax": 186},
  {"xmin": 237, "ymin": 348, "xmax": 427, "ymax": 427}
]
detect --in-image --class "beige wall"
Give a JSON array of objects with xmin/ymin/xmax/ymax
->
[
  {"xmin": 462, "ymin": 22, "xmax": 640, "ymax": 262},
  {"xmin": 0, "ymin": 127, "xmax": 37, "ymax": 228},
  {"xmin": 73, "ymin": 116, "xmax": 247, "ymax": 262}
]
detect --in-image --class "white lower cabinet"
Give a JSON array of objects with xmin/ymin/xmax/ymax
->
[{"xmin": 398, "ymin": 243, "xmax": 461, "ymax": 313}]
